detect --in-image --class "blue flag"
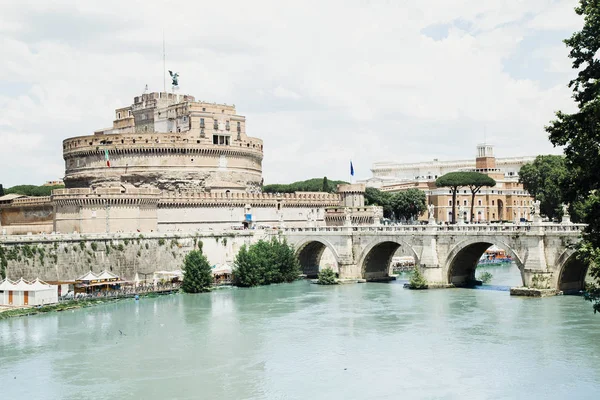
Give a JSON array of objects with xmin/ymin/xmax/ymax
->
[{"xmin": 350, "ymin": 161, "xmax": 354, "ymax": 177}]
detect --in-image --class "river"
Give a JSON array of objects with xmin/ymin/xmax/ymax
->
[{"xmin": 1, "ymin": 266, "xmax": 599, "ymax": 399}]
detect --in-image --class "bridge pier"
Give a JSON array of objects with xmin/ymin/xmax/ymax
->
[{"xmin": 338, "ymin": 263, "xmax": 361, "ymax": 280}]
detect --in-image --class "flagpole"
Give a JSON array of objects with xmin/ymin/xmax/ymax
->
[{"xmin": 163, "ymin": 31, "xmax": 166, "ymax": 93}]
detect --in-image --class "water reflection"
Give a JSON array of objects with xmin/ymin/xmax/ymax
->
[{"xmin": 1, "ymin": 280, "xmax": 600, "ymax": 399}]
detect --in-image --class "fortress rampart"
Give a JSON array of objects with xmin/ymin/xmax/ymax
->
[{"xmin": 1, "ymin": 90, "xmax": 382, "ymax": 237}]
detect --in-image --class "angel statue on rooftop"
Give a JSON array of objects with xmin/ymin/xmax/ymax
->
[{"xmin": 169, "ymin": 70, "xmax": 179, "ymax": 87}]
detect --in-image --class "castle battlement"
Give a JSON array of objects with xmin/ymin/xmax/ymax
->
[{"xmin": 158, "ymin": 191, "xmax": 341, "ymax": 208}]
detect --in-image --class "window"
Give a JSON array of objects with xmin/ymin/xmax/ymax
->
[
  {"xmin": 213, "ymin": 135, "xmax": 218, "ymax": 145},
  {"xmin": 117, "ymin": 112, "xmax": 121, "ymax": 119},
  {"xmin": 202, "ymin": 107, "xmax": 206, "ymax": 111},
  {"xmin": 492, "ymin": 200, "xmax": 495, "ymax": 206},
  {"xmin": 448, "ymin": 200, "xmax": 452, "ymax": 206},
  {"xmin": 478, "ymin": 200, "xmax": 482, "ymax": 206},
  {"xmin": 213, "ymin": 119, "xmax": 218, "ymax": 129},
  {"xmin": 128, "ymin": 110, "xmax": 132, "ymax": 116},
  {"xmin": 463, "ymin": 200, "xmax": 467, "ymax": 206},
  {"xmin": 226, "ymin": 120, "xmax": 230, "ymax": 130},
  {"xmin": 200, "ymin": 118, "xmax": 205, "ymax": 128}
]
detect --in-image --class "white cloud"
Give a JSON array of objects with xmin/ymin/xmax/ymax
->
[{"xmin": 0, "ymin": 0, "xmax": 582, "ymax": 187}]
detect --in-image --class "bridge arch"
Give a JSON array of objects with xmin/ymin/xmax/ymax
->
[
  {"xmin": 555, "ymin": 249, "xmax": 589, "ymax": 294},
  {"xmin": 356, "ymin": 237, "xmax": 419, "ymax": 281},
  {"xmin": 445, "ymin": 237, "xmax": 525, "ymax": 287},
  {"xmin": 294, "ymin": 238, "xmax": 341, "ymax": 278}
]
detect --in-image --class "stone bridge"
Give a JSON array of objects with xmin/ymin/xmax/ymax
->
[{"xmin": 280, "ymin": 223, "xmax": 587, "ymax": 293}]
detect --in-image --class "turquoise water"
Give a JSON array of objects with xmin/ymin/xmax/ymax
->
[{"xmin": 1, "ymin": 275, "xmax": 599, "ymax": 399}]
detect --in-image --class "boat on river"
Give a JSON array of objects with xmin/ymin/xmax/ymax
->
[{"xmin": 478, "ymin": 246, "xmax": 512, "ymax": 266}]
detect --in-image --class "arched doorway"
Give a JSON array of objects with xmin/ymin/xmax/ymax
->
[
  {"xmin": 558, "ymin": 253, "xmax": 589, "ymax": 294},
  {"xmin": 359, "ymin": 240, "xmax": 418, "ymax": 282},
  {"xmin": 296, "ymin": 241, "xmax": 338, "ymax": 278},
  {"xmin": 447, "ymin": 241, "xmax": 523, "ymax": 287},
  {"xmin": 497, "ymin": 199, "xmax": 504, "ymax": 221}
]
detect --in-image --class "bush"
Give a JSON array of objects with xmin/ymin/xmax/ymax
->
[
  {"xmin": 408, "ymin": 266, "xmax": 428, "ymax": 289},
  {"xmin": 477, "ymin": 271, "xmax": 493, "ymax": 284},
  {"xmin": 232, "ymin": 238, "xmax": 300, "ymax": 287},
  {"xmin": 90, "ymin": 242, "xmax": 98, "ymax": 251},
  {"xmin": 158, "ymin": 238, "xmax": 166, "ymax": 246},
  {"xmin": 181, "ymin": 250, "xmax": 213, "ymax": 293},
  {"xmin": 317, "ymin": 268, "xmax": 337, "ymax": 285}
]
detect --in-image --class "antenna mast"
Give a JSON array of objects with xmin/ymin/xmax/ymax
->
[{"xmin": 163, "ymin": 31, "xmax": 166, "ymax": 93}]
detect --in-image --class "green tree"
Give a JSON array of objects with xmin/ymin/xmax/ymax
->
[
  {"xmin": 408, "ymin": 266, "xmax": 427, "ymax": 289},
  {"xmin": 262, "ymin": 178, "xmax": 347, "ymax": 193},
  {"xmin": 4, "ymin": 184, "xmax": 64, "ymax": 197},
  {"xmin": 232, "ymin": 238, "xmax": 300, "ymax": 287},
  {"xmin": 465, "ymin": 172, "xmax": 496, "ymax": 223},
  {"xmin": 390, "ymin": 189, "xmax": 427, "ymax": 222},
  {"xmin": 435, "ymin": 172, "xmax": 495, "ymax": 224},
  {"xmin": 322, "ymin": 176, "xmax": 331, "ymax": 193},
  {"xmin": 364, "ymin": 187, "xmax": 393, "ymax": 219},
  {"xmin": 181, "ymin": 250, "xmax": 213, "ymax": 293},
  {"xmin": 232, "ymin": 245, "xmax": 264, "ymax": 287},
  {"xmin": 518, "ymin": 155, "xmax": 567, "ymax": 221},
  {"xmin": 544, "ymin": 1, "xmax": 600, "ymax": 311},
  {"xmin": 317, "ymin": 267, "xmax": 337, "ymax": 285}
]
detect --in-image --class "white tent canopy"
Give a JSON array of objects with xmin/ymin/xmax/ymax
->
[
  {"xmin": 0, "ymin": 278, "xmax": 58, "ymax": 306},
  {"xmin": 76, "ymin": 270, "xmax": 119, "ymax": 282},
  {"xmin": 212, "ymin": 264, "xmax": 233, "ymax": 275},
  {"xmin": 153, "ymin": 270, "xmax": 183, "ymax": 283}
]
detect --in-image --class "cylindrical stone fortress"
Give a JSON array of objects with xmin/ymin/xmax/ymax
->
[{"xmin": 62, "ymin": 92, "xmax": 263, "ymax": 193}]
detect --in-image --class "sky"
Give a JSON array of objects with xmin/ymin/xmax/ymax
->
[{"xmin": 0, "ymin": 0, "xmax": 584, "ymax": 187}]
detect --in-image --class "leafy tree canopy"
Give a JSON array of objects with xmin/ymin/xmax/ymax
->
[
  {"xmin": 518, "ymin": 155, "xmax": 568, "ymax": 220},
  {"xmin": 365, "ymin": 187, "xmax": 393, "ymax": 219},
  {"xmin": 181, "ymin": 250, "xmax": 213, "ymax": 293},
  {"xmin": 317, "ymin": 267, "xmax": 337, "ymax": 285},
  {"xmin": 232, "ymin": 238, "xmax": 300, "ymax": 287},
  {"xmin": 544, "ymin": 0, "xmax": 600, "ymax": 311},
  {"xmin": 390, "ymin": 189, "xmax": 427, "ymax": 221},
  {"xmin": 436, "ymin": 172, "xmax": 495, "ymax": 224},
  {"xmin": 4, "ymin": 185, "xmax": 65, "ymax": 197},
  {"xmin": 435, "ymin": 171, "xmax": 495, "ymax": 188},
  {"xmin": 262, "ymin": 178, "xmax": 347, "ymax": 194}
]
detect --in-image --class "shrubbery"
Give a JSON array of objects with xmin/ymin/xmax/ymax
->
[
  {"xmin": 317, "ymin": 268, "xmax": 337, "ymax": 285},
  {"xmin": 408, "ymin": 266, "xmax": 428, "ymax": 289},
  {"xmin": 181, "ymin": 250, "xmax": 213, "ymax": 293},
  {"xmin": 232, "ymin": 238, "xmax": 300, "ymax": 287},
  {"xmin": 477, "ymin": 271, "xmax": 493, "ymax": 284}
]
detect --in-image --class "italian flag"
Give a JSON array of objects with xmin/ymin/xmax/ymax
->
[{"xmin": 104, "ymin": 149, "xmax": 111, "ymax": 168}]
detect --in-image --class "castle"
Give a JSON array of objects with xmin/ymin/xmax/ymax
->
[{"xmin": 0, "ymin": 92, "xmax": 380, "ymax": 235}]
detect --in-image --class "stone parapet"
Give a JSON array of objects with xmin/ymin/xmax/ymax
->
[
  {"xmin": 325, "ymin": 206, "xmax": 383, "ymax": 226},
  {"xmin": 158, "ymin": 191, "xmax": 341, "ymax": 208},
  {"xmin": 52, "ymin": 188, "xmax": 161, "ymax": 206},
  {"xmin": 4, "ymin": 196, "xmax": 52, "ymax": 207},
  {"xmin": 63, "ymin": 135, "xmax": 263, "ymax": 161}
]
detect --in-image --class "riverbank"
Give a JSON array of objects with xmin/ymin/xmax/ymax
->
[{"xmin": 0, "ymin": 290, "xmax": 180, "ymax": 321}]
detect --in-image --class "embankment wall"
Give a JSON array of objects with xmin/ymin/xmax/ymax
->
[{"xmin": 0, "ymin": 231, "xmax": 270, "ymax": 281}]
